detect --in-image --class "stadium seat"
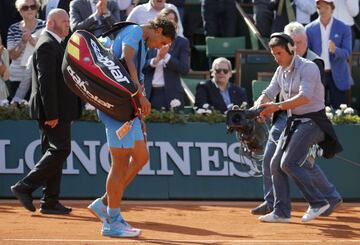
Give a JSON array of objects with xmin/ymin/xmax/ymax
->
[
  {"xmin": 252, "ymin": 80, "xmax": 270, "ymax": 102},
  {"xmin": 206, "ymin": 36, "xmax": 246, "ymax": 58}
]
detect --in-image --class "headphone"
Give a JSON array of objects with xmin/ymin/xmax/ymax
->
[{"xmin": 270, "ymin": 32, "xmax": 295, "ymax": 55}]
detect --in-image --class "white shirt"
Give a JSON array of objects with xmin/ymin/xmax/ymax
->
[
  {"xmin": 319, "ymin": 17, "xmax": 333, "ymax": 70},
  {"xmin": 117, "ymin": 0, "xmax": 131, "ymax": 10},
  {"xmin": 46, "ymin": 29, "xmax": 63, "ymax": 43},
  {"xmin": 126, "ymin": 2, "xmax": 184, "ymax": 37},
  {"xmin": 150, "ymin": 53, "xmax": 171, "ymax": 87},
  {"xmin": 294, "ymin": 0, "xmax": 316, "ymax": 25},
  {"xmin": 332, "ymin": 0, "xmax": 359, "ymax": 26}
]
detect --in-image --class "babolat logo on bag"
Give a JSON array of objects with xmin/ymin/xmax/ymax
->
[
  {"xmin": 89, "ymin": 39, "xmax": 131, "ymax": 84},
  {"xmin": 62, "ymin": 30, "xmax": 141, "ymax": 121}
]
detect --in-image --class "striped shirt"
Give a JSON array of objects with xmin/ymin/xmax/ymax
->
[{"xmin": 7, "ymin": 19, "xmax": 45, "ymax": 82}]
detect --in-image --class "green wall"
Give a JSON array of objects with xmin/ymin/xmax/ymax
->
[{"xmin": 0, "ymin": 121, "xmax": 359, "ymax": 200}]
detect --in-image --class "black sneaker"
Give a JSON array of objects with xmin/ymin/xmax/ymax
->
[
  {"xmin": 10, "ymin": 183, "xmax": 35, "ymax": 212},
  {"xmin": 40, "ymin": 202, "xmax": 72, "ymax": 215},
  {"xmin": 251, "ymin": 202, "xmax": 273, "ymax": 215}
]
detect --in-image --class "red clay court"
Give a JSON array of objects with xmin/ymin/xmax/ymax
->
[{"xmin": 0, "ymin": 200, "xmax": 359, "ymax": 245}]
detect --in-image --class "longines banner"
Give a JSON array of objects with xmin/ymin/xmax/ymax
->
[{"xmin": 1, "ymin": 121, "xmax": 359, "ymax": 199}]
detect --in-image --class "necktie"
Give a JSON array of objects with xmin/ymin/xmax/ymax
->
[{"xmin": 285, "ymin": 0, "xmax": 295, "ymax": 22}]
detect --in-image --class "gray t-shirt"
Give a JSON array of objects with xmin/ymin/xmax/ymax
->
[{"xmin": 263, "ymin": 55, "xmax": 325, "ymax": 115}]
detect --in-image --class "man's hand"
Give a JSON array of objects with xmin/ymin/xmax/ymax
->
[
  {"xmin": 329, "ymin": 40, "xmax": 336, "ymax": 54},
  {"xmin": 259, "ymin": 102, "xmax": 279, "ymax": 118},
  {"xmin": 45, "ymin": 119, "xmax": 58, "ymax": 128},
  {"xmin": 96, "ymin": 0, "xmax": 108, "ymax": 16},
  {"xmin": 158, "ymin": 44, "xmax": 170, "ymax": 59},
  {"xmin": 139, "ymin": 96, "xmax": 151, "ymax": 116}
]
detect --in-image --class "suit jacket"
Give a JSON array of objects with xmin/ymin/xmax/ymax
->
[
  {"xmin": 30, "ymin": 31, "xmax": 82, "ymax": 121},
  {"xmin": 143, "ymin": 36, "xmax": 190, "ymax": 109},
  {"xmin": 69, "ymin": 0, "xmax": 120, "ymax": 36},
  {"xmin": 195, "ymin": 80, "xmax": 247, "ymax": 113},
  {"xmin": 305, "ymin": 17, "xmax": 353, "ymax": 91},
  {"xmin": 39, "ymin": 0, "xmax": 71, "ymax": 20}
]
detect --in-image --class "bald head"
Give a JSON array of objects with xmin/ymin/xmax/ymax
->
[{"xmin": 47, "ymin": 9, "xmax": 70, "ymax": 39}]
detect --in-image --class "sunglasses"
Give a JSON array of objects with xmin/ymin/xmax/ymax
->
[
  {"xmin": 20, "ymin": 4, "xmax": 37, "ymax": 11},
  {"xmin": 215, "ymin": 68, "xmax": 229, "ymax": 74}
]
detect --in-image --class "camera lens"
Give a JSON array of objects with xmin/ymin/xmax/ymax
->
[{"xmin": 232, "ymin": 113, "xmax": 243, "ymax": 124}]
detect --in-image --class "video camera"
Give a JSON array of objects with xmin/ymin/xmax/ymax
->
[{"xmin": 226, "ymin": 107, "xmax": 267, "ymax": 155}]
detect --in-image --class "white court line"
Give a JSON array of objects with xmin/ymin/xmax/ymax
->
[{"xmin": 3, "ymin": 239, "xmax": 360, "ymax": 243}]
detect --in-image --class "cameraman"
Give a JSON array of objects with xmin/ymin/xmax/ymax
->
[
  {"xmin": 251, "ymin": 22, "xmax": 342, "ymax": 217},
  {"xmin": 255, "ymin": 32, "xmax": 342, "ymax": 223}
]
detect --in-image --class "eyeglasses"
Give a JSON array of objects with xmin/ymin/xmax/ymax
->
[
  {"xmin": 20, "ymin": 4, "xmax": 37, "ymax": 11},
  {"xmin": 215, "ymin": 68, "xmax": 229, "ymax": 74}
]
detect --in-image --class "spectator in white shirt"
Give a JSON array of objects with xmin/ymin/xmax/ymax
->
[{"xmin": 127, "ymin": 0, "xmax": 184, "ymax": 37}]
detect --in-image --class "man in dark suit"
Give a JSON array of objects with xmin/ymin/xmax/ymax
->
[
  {"xmin": 11, "ymin": 9, "xmax": 82, "ymax": 215},
  {"xmin": 195, "ymin": 57, "xmax": 247, "ymax": 113},
  {"xmin": 143, "ymin": 26, "xmax": 190, "ymax": 110},
  {"xmin": 69, "ymin": 0, "xmax": 120, "ymax": 37},
  {"xmin": 39, "ymin": 0, "xmax": 71, "ymax": 20}
]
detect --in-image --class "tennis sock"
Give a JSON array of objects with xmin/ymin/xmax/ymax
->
[{"xmin": 107, "ymin": 207, "xmax": 120, "ymax": 223}]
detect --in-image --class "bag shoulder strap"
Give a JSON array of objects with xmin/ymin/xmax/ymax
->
[{"xmin": 100, "ymin": 21, "xmax": 143, "ymax": 83}]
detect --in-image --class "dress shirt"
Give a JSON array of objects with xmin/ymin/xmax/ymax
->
[
  {"xmin": 320, "ymin": 17, "xmax": 333, "ymax": 70},
  {"xmin": 150, "ymin": 53, "xmax": 171, "ymax": 87},
  {"xmin": 332, "ymin": 0, "xmax": 359, "ymax": 26}
]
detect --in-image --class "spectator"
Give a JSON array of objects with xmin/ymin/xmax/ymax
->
[
  {"xmin": 305, "ymin": 0, "xmax": 353, "ymax": 109},
  {"xmin": 7, "ymin": 0, "xmax": 45, "ymax": 104},
  {"xmin": 127, "ymin": 0, "xmax": 184, "ymax": 37},
  {"xmin": 270, "ymin": 0, "xmax": 316, "ymax": 33},
  {"xmin": 285, "ymin": 21, "xmax": 325, "ymax": 84},
  {"xmin": 167, "ymin": 0, "xmax": 185, "ymax": 24},
  {"xmin": 257, "ymin": 33, "xmax": 342, "ymax": 223},
  {"xmin": 70, "ymin": 0, "xmax": 120, "ymax": 37},
  {"xmin": 143, "ymin": 8, "xmax": 190, "ymax": 111},
  {"xmin": 116, "ymin": 0, "xmax": 139, "ymax": 21},
  {"xmin": 0, "ymin": 36, "xmax": 9, "ymax": 102},
  {"xmin": 332, "ymin": 0, "xmax": 359, "ymax": 47},
  {"xmin": 201, "ymin": 0, "xmax": 237, "ymax": 37},
  {"xmin": 253, "ymin": 0, "xmax": 273, "ymax": 38},
  {"xmin": 39, "ymin": 0, "xmax": 71, "ymax": 20},
  {"xmin": 10, "ymin": 9, "xmax": 82, "ymax": 215},
  {"xmin": 195, "ymin": 57, "xmax": 247, "ymax": 113}
]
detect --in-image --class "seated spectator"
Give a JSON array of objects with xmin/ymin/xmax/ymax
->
[
  {"xmin": 143, "ymin": 8, "xmax": 190, "ymax": 111},
  {"xmin": 201, "ymin": 0, "xmax": 237, "ymax": 37},
  {"xmin": 195, "ymin": 57, "xmax": 247, "ymax": 113},
  {"xmin": 70, "ymin": 0, "xmax": 120, "ymax": 37},
  {"xmin": 0, "ymin": 36, "xmax": 9, "ymax": 103},
  {"xmin": 305, "ymin": 0, "xmax": 353, "ymax": 109},
  {"xmin": 167, "ymin": 0, "xmax": 185, "ymax": 24},
  {"xmin": 7, "ymin": 0, "xmax": 45, "ymax": 104},
  {"xmin": 127, "ymin": 0, "xmax": 184, "ymax": 37}
]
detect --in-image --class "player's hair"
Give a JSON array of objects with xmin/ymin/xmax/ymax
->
[{"xmin": 148, "ymin": 16, "xmax": 176, "ymax": 41}]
